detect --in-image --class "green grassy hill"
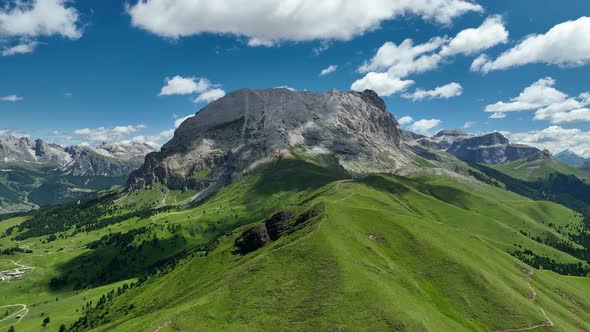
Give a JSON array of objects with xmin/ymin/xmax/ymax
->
[
  {"xmin": 1, "ymin": 156, "xmax": 590, "ymax": 331},
  {"xmin": 490, "ymin": 157, "xmax": 590, "ymax": 183}
]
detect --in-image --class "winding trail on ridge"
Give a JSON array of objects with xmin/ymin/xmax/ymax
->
[{"xmin": 494, "ymin": 269, "xmax": 554, "ymax": 332}]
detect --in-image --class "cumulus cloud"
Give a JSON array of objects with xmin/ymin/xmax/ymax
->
[
  {"xmin": 0, "ymin": 0, "xmax": 81, "ymax": 54},
  {"xmin": 402, "ymin": 82, "xmax": 463, "ymax": 101},
  {"xmin": 0, "ymin": 95, "xmax": 23, "ymax": 102},
  {"xmin": 398, "ymin": 116, "xmax": 414, "ymax": 125},
  {"xmin": 471, "ymin": 16, "xmax": 590, "ymax": 73},
  {"xmin": 485, "ymin": 77, "xmax": 590, "ymax": 123},
  {"xmin": 440, "ymin": 15, "xmax": 508, "ymax": 56},
  {"xmin": 159, "ymin": 76, "xmax": 212, "ymax": 96},
  {"xmin": 127, "ymin": 0, "xmax": 481, "ymax": 45},
  {"xmin": 194, "ymin": 88, "xmax": 225, "ymax": 103},
  {"xmin": 351, "ymin": 72, "xmax": 414, "ymax": 96},
  {"xmin": 73, "ymin": 124, "xmax": 147, "ymax": 143},
  {"xmin": 1, "ymin": 40, "xmax": 38, "ymax": 56},
  {"xmin": 160, "ymin": 75, "xmax": 226, "ymax": 104},
  {"xmin": 129, "ymin": 129, "xmax": 175, "ymax": 148},
  {"xmin": 507, "ymin": 126, "xmax": 590, "ymax": 157},
  {"xmin": 353, "ymin": 16, "xmax": 505, "ymax": 96},
  {"xmin": 319, "ymin": 64, "xmax": 338, "ymax": 76},
  {"xmin": 358, "ymin": 37, "xmax": 447, "ymax": 76},
  {"xmin": 409, "ymin": 119, "xmax": 442, "ymax": 135}
]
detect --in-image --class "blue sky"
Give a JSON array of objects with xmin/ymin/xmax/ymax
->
[{"xmin": 1, "ymin": 0, "xmax": 590, "ymax": 155}]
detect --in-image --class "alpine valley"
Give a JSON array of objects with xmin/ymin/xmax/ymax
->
[
  {"xmin": 2, "ymin": 88, "xmax": 590, "ymax": 332},
  {"xmin": 0, "ymin": 137, "xmax": 155, "ymax": 213}
]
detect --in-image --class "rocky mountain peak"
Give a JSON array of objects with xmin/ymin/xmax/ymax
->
[{"xmin": 129, "ymin": 88, "xmax": 410, "ymax": 196}]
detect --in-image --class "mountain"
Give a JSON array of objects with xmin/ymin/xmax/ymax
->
[
  {"xmin": 0, "ymin": 137, "xmax": 155, "ymax": 213},
  {"xmin": 581, "ymin": 158, "xmax": 590, "ymax": 172},
  {"xmin": 415, "ymin": 128, "xmax": 472, "ymax": 150},
  {"xmin": 2, "ymin": 89, "xmax": 590, "ymax": 332},
  {"xmin": 411, "ymin": 130, "xmax": 542, "ymax": 164},
  {"xmin": 128, "ymin": 88, "xmax": 411, "ymax": 199},
  {"xmin": 444, "ymin": 132, "xmax": 540, "ymax": 164},
  {"xmin": 554, "ymin": 149, "xmax": 586, "ymax": 167}
]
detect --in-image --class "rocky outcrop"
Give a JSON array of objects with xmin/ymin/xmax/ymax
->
[
  {"xmin": 128, "ymin": 88, "xmax": 410, "ymax": 193},
  {"xmin": 447, "ymin": 132, "xmax": 540, "ymax": 164}
]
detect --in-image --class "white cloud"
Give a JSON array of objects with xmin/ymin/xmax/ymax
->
[
  {"xmin": 0, "ymin": 129, "xmax": 29, "ymax": 138},
  {"xmin": 358, "ymin": 37, "xmax": 447, "ymax": 75},
  {"xmin": 440, "ymin": 15, "xmax": 508, "ymax": 56},
  {"xmin": 398, "ymin": 116, "xmax": 414, "ymax": 125},
  {"xmin": 507, "ymin": 126, "xmax": 590, "ymax": 158},
  {"xmin": 485, "ymin": 77, "xmax": 590, "ymax": 123},
  {"xmin": 159, "ymin": 76, "xmax": 212, "ymax": 96},
  {"xmin": 0, "ymin": 95, "xmax": 23, "ymax": 102},
  {"xmin": 73, "ymin": 124, "xmax": 147, "ymax": 143},
  {"xmin": 0, "ymin": 0, "xmax": 81, "ymax": 39},
  {"xmin": 409, "ymin": 119, "xmax": 442, "ymax": 135},
  {"xmin": 319, "ymin": 64, "xmax": 338, "ymax": 76},
  {"xmin": 194, "ymin": 88, "xmax": 226, "ymax": 104},
  {"xmin": 160, "ymin": 75, "xmax": 226, "ymax": 105},
  {"xmin": 471, "ymin": 16, "xmax": 590, "ymax": 73},
  {"xmin": 350, "ymin": 72, "xmax": 414, "ymax": 96},
  {"xmin": 485, "ymin": 78, "xmax": 566, "ymax": 112},
  {"xmin": 464, "ymin": 121, "xmax": 475, "ymax": 128},
  {"xmin": 112, "ymin": 124, "xmax": 146, "ymax": 135},
  {"xmin": 130, "ymin": 129, "xmax": 175, "ymax": 147},
  {"xmin": 402, "ymin": 82, "xmax": 463, "ymax": 101},
  {"xmin": 353, "ymin": 16, "xmax": 503, "ymax": 97},
  {"xmin": 489, "ymin": 112, "xmax": 506, "ymax": 119},
  {"xmin": 1, "ymin": 40, "xmax": 38, "ymax": 56},
  {"xmin": 127, "ymin": 0, "xmax": 481, "ymax": 45},
  {"xmin": 174, "ymin": 115, "xmax": 192, "ymax": 128}
]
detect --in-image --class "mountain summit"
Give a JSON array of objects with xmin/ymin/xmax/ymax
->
[{"xmin": 128, "ymin": 88, "xmax": 411, "ymax": 195}]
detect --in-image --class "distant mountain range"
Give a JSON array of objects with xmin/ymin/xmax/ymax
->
[
  {"xmin": 0, "ymin": 136, "xmax": 155, "ymax": 213},
  {"xmin": 408, "ymin": 129, "xmax": 543, "ymax": 164},
  {"xmin": 554, "ymin": 149, "xmax": 586, "ymax": 167}
]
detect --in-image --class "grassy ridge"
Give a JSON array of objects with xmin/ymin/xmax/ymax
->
[{"xmin": 1, "ymin": 157, "xmax": 590, "ymax": 331}]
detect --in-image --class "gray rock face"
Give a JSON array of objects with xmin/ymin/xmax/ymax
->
[
  {"xmin": 580, "ymin": 159, "xmax": 590, "ymax": 173},
  {"xmin": 63, "ymin": 145, "xmax": 148, "ymax": 177},
  {"xmin": 0, "ymin": 136, "xmax": 37, "ymax": 162},
  {"xmin": 128, "ymin": 88, "xmax": 410, "ymax": 192},
  {"xmin": 416, "ymin": 129, "xmax": 472, "ymax": 150},
  {"xmin": 447, "ymin": 132, "xmax": 540, "ymax": 164}
]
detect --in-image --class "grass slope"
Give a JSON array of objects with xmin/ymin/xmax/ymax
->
[
  {"xmin": 490, "ymin": 158, "xmax": 590, "ymax": 183},
  {"xmin": 1, "ymin": 157, "xmax": 589, "ymax": 331}
]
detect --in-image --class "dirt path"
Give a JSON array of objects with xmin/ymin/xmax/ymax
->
[
  {"xmin": 494, "ymin": 269, "xmax": 554, "ymax": 332},
  {"xmin": 0, "ymin": 304, "xmax": 29, "ymax": 329},
  {"xmin": 9, "ymin": 259, "xmax": 27, "ymax": 269}
]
